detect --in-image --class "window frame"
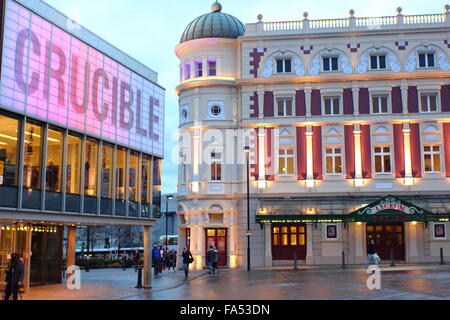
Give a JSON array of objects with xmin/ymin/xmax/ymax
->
[
  {"xmin": 208, "ymin": 60, "xmax": 217, "ymax": 76},
  {"xmin": 275, "ymin": 57, "xmax": 293, "ymax": 74},
  {"xmin": 420, "ymin": 92, "xmax": 439, "ymax": 113},
  {"xmin": 323, "ymin": 96, "xmax": 341, "ymax": 116},
  {"xmin": 371, "ymin": 94, "xmax": 390, "ymax": 114},
  {"xmin": 418, "ymin": 51, "xmax": 436, "ymax": 69},
  {"xmin": 373, "ymin": 146, "xmax": 393, "ymax": 174},
  {"xmin": 276, "ymin": 98, "xmax": 294, "ymax": 117},
  {"xmin": 277, "ymin": 147, "xmax": 295, "ymax": 176},
  {"xmin": 324, "ymin": 147, "xmax": 344, "ymax": 175},
  {"xmin": 423, "ymin": 144, "xmax": 442, "ymax": 173},
  {"xmin": 322, "ymin": 55, "xmax": 339, "ymax": 72},
  {"xmin": 369, "ymin": 54, "xmax": 387, "ymax": 70},
  {"xmin": 210, "ymin": 151, "xmax": 223, "ymax": 182}
]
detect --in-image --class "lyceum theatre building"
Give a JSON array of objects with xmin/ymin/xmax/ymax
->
[
  {"xmin": 175, "ymin": 2, "xmax": 450, "ymax": 269},
  {"xmin": 0, "ymin": 0, "xmax": 164, "ymax": 291}
]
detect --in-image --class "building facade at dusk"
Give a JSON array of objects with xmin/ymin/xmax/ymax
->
[
  {"xmin": 175, "ymin": 2, "xmax": 450, "ymax": 269},
  {"xmin": 0, "ymin": 0, "xmax": 164, "ymax": 290}
]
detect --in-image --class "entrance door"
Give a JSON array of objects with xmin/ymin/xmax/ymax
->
[
  {"xmin": 366, "ymin": 223, "xmax": 405, "ymax": 261},
  {"xmin": 205, "ymin": 228, "xmax": 227, "ymax": 267},
  {"xmin": 272, "ymin": 223, "xmax": 306, "ymax": 260}
]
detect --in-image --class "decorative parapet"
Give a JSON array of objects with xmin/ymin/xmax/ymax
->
[{"xmin": 245, "ymin": 6, "xmax": 450, "ymax": 36}]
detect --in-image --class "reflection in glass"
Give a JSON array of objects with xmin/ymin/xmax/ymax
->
[
  {"xmin": 66, "ymin": 134, "xmax": 81, "ymax": 212},
  {"xmin": 115, "ymin": 147, "xmax": 126, "ymax": 216},
  {"xmin": 129, "ymin": 151, "xmax": 139, "ymax": 217},
  {"xmin": 141, "ymin": 155, "xmax": 152, "ymax": 217},
  {"xmin": 84, "ymin": 139, "xmax": 98, "ymax": 214},
  {"xmin": 0, "ymin": 114, "xmax": 19, "ymax": 207},
  {"xmin": 23, "ymin": 121, "xmax": 42, "ymax": 210},
  {"xmin": 100, "ymin": 143, "xmax": 113, "ymax": 215},
  {"xmin": 45, "ymin": 128, "xmax": 63, "ymax": 211},
  {"xmin": 152, "ymin": 158, "xmax": 162, "ymax": 218}
]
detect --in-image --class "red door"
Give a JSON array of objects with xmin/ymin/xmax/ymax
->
[
  {"xmin": 272, "ymin": 223, "xmax": 307, "ymax": 260},
  {"xmin": 205, "ymin": 228, "xmax": 227, "ymax": 267},
  {"xmin": 366, "ymin": 223, "xmax": 405, "ymax": 261}
]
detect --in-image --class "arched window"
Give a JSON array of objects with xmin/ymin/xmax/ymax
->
[{"xmin": 209, "ymin": 205, "xmax": 224, "ymax": 224}]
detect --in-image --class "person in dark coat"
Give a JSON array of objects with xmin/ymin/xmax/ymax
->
[
  {"xmin": 365, "ymin": 239, "xmax": 379, "ymax": 269},
  {"xmin": 182, "ymin": 248, "xmax": 194, "ymax": 279},
  {"xmin": 120, "ymin": 251, "xmax": 128, "ymax": 271},
  {"xmin": 3, "ymin": 253, "xmax": 24, "ymax": 300},
  {"xmin": 132, "ymin": 250, "xmax": 141, "ymax": 272},
  {"xmin": 207, "ymin": 246, "xmax": 218, "ymax": 274},
  {"xmin": 152, "ymin": 246, "xmax": 162, "ymax": 276}
]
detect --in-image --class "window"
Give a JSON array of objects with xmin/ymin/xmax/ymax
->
[
  {"xmin": 326, "ymin": 225, "xmax": 338, "ymax": 239},
  {"xmin": 210, "ymin": 152, "xmax": 222, "ymax": 181},
  {"xmin": 372, "ymin": 95, "xmax": 389, "ymax": 114},
  {"xmin": 0, "ymin": 114, "xmax": 19, "ymax": 207},
  {"xmin": 208, "ymin": 61, "xmax": 216, "ymax": 76},
  {"xmin": 420, "ymin": 94, "xmax": 438, "ymax": 113},
  {"xmin": 276, "ymin": 58, "xmax": 292, "ymax": 73},
  {"xmin": 181, "ymin": 151, "xmax": 189, "ymax": 183},
  {"xmin": 141, "ymin": 155, "xmax": 152, "ymax": 217},
  {"xmin": 66, "ymin": 133, "xmax": 81, "ymax": 212},
  {"xmin": 116, "ymin": 147, "xmax": 126, "ymax": 201},
  {"xmin": 434, "ymin": 223, "xmax": 446, "ymax": 239},
  {"xmin": 374, "ymin": 147, "xmax": 392, "ymax": 173},
  {"xmin": 23, "ymin": 121, "xmax": 42, "ymax": 192},
  {"xmin": 324, "ymin": 97, "xmax": 340, "ymax": 115},
  {"xmin": 325, "ymin": 148, "xmax": 343, "ymax": 174},
  {"xmin": 84, "ymin": 139, "xmax": 99, "ymax": 197},
  {"xmin": 424, "ymin": 145, "xmax": 441, "ymax": 173},
  {"xmin": 370, "ymin": 55, "xmax": 387, "ymax": 70},
  {"xmin": 100, "ymin": 143, "xmax": 113, "ymax": 215},
  {"xmin": 278, "ymin": 148, "xmax": 294, "ymax": 175},
  {"xmin": 45, "ymin": 128, "xmax": 63, "ymax": 193},
  {"xmin": 211, "ymin": 105, "xmax": 222, "ymax": 117},
  {"xmin": 323, "ymin": 56, "xmax": 339, "ymax": 71},
  {"xmin": 196, "ymin": 61, "xmax": 203, "ymax": 77},
  {"xmin": 129, "ymin": 151, "xmax": 140, "ymax": 217},
  {"xmin": 277, "ymin": 98, "xmax": 293, "ymax": 117},
  {"xmin": 184, "ymin": 64, "xmax": 191, "ymax": 80},
  {"xmin": 152, "ymin": 158, "xmax": 162, "ymax": 217},
  {"xmin": 418, "ymin": 52, "xmax": 435, "ymax": 68}
]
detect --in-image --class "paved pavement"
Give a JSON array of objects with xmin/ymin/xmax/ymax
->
[{"xmin": 21, "ymin": 264, "xmax": 450, "ymax": 300}]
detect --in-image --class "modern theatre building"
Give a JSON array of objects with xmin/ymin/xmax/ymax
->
[
  {"xmin": 0, "ymin": 0, "xmax": 164, "ymax": 290},
  {"xmin": 175, "ymin": 2, "xmax": 450, "ymax": 269}
]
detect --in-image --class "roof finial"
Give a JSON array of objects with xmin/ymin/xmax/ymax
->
[{"xmin": 211, "ymin": 1, "xmax": 222, "ymax": 12}]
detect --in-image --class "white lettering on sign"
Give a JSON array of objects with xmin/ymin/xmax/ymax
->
[{"xmin": 358, "ymin": 196, "xmax": 425, "ymax": 216}]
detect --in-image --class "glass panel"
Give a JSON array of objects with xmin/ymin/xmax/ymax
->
[
  {"xmin": 152, "ymin": 158, "xmax": 162, "ymax": 218},
  {"xmin": 379, "ymin": 55, "xmax": 386, "ymax": 69},
  {"xmin": 299, "ymin": 227, "xmax": 305, "ymax": 233},
  {"xmin": 421, "ymin": 95, "xmax": 428, "ymax": 112},
  {"xmin": 375, "ymin": 156, "xmax": 382, "ymax": 173},
  {"xmin": 207, "ymin": 229, "xmax": 216, "ymax": 237},
  {"xmin": 23, "ymin": 121, "xmax": 42, "ymax": 210},
  {"xmin": 285, "ymin": 59, "xmax": 292, "ymax": 73},
  {"xmin": 282, "ymin": 227, "xmax": 288, "ymax": 233},
  {"xmin": 429, "ymin": 95, "xmax": 437, "ymax": 111},
  {"xmin": 335, "ymin": 156, "xmax": 342, "ymax": 173},
  {"xmin": 217, "ymin": 229, "xmax": 226, "ymax": 237},
  {"xmin": 367, "ymin": 226, "xmax": 374, "ymax": 232},
  {"xmin": 100, "ymin": 143, "xmax": 113, "ymax": 215},
  {"xmin": 323, "ymin": 57, "xmax": 330, "ymax": 71},
  {"xmin": 325, "ymin": 99, "xmax": 331, "ymax": 114},
  {"xmin": 427, "ymin": 53, "xmax": 435, "ymax": 67},
  {"xmin": 278, "ymin": 100, "xmax": 284, "ymax": 116},
  {"xmin": 273, "ymin": 234, "xmax": 279, "ymax": 246},
  {"xmin": 273, "ymin": 227, "xmax": 280, "ymax": 234},
  {"xmin": 0, "ymin": 114, "xmax": 19, "ymax": 207},
  {"xmin": 66, "ymin": 134, "xmax": 81, "ymax": 195},
  {"xmin": 277, "ymin": 60, "xmax": 284, "ymax": 73},
  {"xmin": 395, "ymin": 226, "xmax": 402, "ymax": 233},
  {"xmin": 286, "ymin": 100, "xmax": 292, "ymax": 116},
  {"xmin": 299, "ymin": 234, "xmax": 305, "ymax": 245},
  {"xmin": 384, "ymin": 155, "xmax": 391, "ymax": 172},
  {"xmin": 84, "ymin": 139, "xmax": 98, "ymax": 197},
  {"xmin": 433, "ymin": 146, "xmax": 440, "ymax": 152},
  {"xmin": 331, "ymin": 57, "xmax": 338, "ymax": 70},
  {"xmin": 290, "ymin": 227, "xmax": 297, "ymax": 233},
  {"xmin": 141, "ymin": 155, "xmax": 152, "ymax": 211},
  {"xmin": 282, "ymin": 234, "xmax": 288, "ymax": 245},
  {"xmin": 433, "ymin": 154, "xmax": 441, "ymax": 172},
  {"xmin": 370, "ymin": 55, "xmax": 378, "ymax": 69},
  {"xmin": 290, "ymin": 234, "xmax": 297, "ymax": 246},
  {"xmin": 386, "ymin": 226, "xmax": 393, "ymax": 232},
  {"xmin": 287, "ymin": 158, "xmax": 294, "ymax": 175},
  {"xmin": 129, "ymin": 152, "xmax": 139, "ymax": 202},
  {"xmin": 424, "ymin": 154, "xmax": 432, "ymax": 171},
  {"xmin": 376, "ymin": 226, "xmax": 383, "ymax": 232},
  {"xmin": 326, "ymin": 156, "xmax": 333, "ymax": 174},
  {"xmin": 333, "ymin": 99, "xmax": 340, "ymax": 114},
  {"xmin": 419, "ymin": 54, "xmax": 426, "ymax": 67},
  {"xmin": 45, "ymin": 128, "xmax": 63, "ymax": 211},
  {"xmin": 115, "ymin": 147, "xmax": 126, "ymax": 201}
]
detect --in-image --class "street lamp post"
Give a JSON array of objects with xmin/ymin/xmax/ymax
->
[
  {"xmin": 165, "ymin": 195, "xmax": 174, "ymax": 252},
  {"xmin": 244, "ymin": 146, "xmax": 251, "ymax": 272}
]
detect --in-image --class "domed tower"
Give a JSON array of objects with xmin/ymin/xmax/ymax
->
[{"xmin": 175, "ymin": 2, "xmax": 245, "ymax": 270}]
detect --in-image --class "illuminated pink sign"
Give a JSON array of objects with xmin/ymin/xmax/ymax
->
[{"xmin": 0, "ymin": 0, "xmax": 164, "ymax": 157}]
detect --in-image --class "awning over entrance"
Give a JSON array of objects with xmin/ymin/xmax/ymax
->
[{"xmin": 256, "ymin": 195, "xmax": 450, "ymax": 224}]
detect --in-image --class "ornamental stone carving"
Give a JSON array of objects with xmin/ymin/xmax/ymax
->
[
  {"xmin": 357, "ymin": 48, "xmax": 401, "ymax": 73},
  {"xmin": 263, "ymin": 51, "xmax": 305, "ymax": 77},
  {"xmin": 406, "ymin": 45, "xmax": 450, "ymax": 72},
  {"xmin": 309, "ymin": 49, "xmax": 353, "ymax": 76}
]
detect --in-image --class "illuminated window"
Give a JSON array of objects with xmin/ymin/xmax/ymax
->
[
  {"xmin": 46, "ymin": 128, "xmax": 63, "ymax": 193},
  {"xmin": 322, "ymin": 56, "xmax": 339, "ymax": 71},
  {"xmin": 129, "ymin": 151, "xmax": 140, "ymax": 217},
  {"xmin": 152, "ymin": 158, "xmax": 162, "ymax": 217},
  {"xmin": 66, "ymin": 134, "xmax": 81, "ymax": 195},
  {"xmin": 420, "ymin": 94, "xmax": 438, "ymax": 113},
  {"xmin": 278, "ymin": 148, "xmax": 294, "ymax": 175},
  {"xmin": 0, "ymin": 114, "xmax": 19, "ymax": 207},
  {"xmin": 141, "ymin": 155, "xmax": 152, "ymax": 217},
  {"xmin": 372, "ymin": 95, "xmax": 389, "ymax": 114},
  {"xmin": 277, "ymin": 98, "xmax": 293, "ymax": 117},
  {"xmin": 325, "ymin": 148, "xmax": 343, "ymax": 174},
  {"xmin": 84, "ymin": 139, "xmax": 98, "ymax": 197},
  {"xmin": 370, "ymin": 54, "xmax": 387, "ymax": 70},
  {"xmin": 276, "ymin": 58, "xmax": 292, "ymax": 73},
  {"xmin": 418, "ymin": 52, "xmax": 435, "ymax": 68},
  {"xmin": 210, "ymin": 152, "xmax": 222, "ymax": 181},
  {"xmin": 100, "ymin": 143, "xmax": 113, "ymax": 199},
  {"xmin": 374, "ymin": 146, "xmax": 392, "ymax": 173},
  {"xmin": 424, "ymin": 145, "xmax": 441, "ymax": 173},
  {"xmin": 324, "ymin": 97, "xmax": 340, "ymax": 115}
]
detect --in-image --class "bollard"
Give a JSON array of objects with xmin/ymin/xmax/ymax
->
[
  {"xmin": 390, "ymin": 248, "xmax": 395, "ymax": 267},
  {"xmin": 341, "ymin": 251, "xmax": 346, "ymax": 269},
  {"xmin": 135, "ymin": 265, "xmax": 143, "ymax": 289},
  {"xmin": 440, "ymin": 248, "xmax": 445, "ymax": 265},
  {"xmin": 294, "ymin": 252, "xmax": 299, "ymax": 271}
]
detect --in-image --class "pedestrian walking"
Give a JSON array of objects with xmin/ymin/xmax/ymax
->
[
  {"xmin": 3, "ymin": 253, "xmax": 24, "ymax": 300},
  {"xmin": 365, "ymin": 239, "xmax": 380, "ymax": 269},
  {"xmin": 207, "ymin": 246, "xmax": 218, "ymax": 274},
  {"xmin": 159, "ymin": 246, "xmax": 165, "ymax": 272},
  {"xmin": 133, "ymin": 249, "xmax": 141, "ymax": 272},
  {"xmin": 169, "ymin": 250, "xmax": 177, "ymax": 272},
  {"xmin": 152, "ymin": 245, "xmax": 162, "ymax": 276},
  {"xmin": 121, "ymin": 251, "xmax": 128, "ymax": 271},
  {"xmin": 182, "ymin": 248, "xmax": 194, "ymax": 279}
]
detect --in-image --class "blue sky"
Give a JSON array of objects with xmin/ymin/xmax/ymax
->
[{"xmin": 42, "ymin": 0, "xmax": 443, "ymax": 194}]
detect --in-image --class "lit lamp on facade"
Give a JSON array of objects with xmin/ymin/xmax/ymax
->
[{"xmin": 412, "ymin": 221, "xmax": 418, "ymax": 226}]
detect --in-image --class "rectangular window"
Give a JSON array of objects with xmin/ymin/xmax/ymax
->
[
  {"xmin": 324, "ymin": 97, "xmax": 340, "ymax": 115},
  {"xmin": 129, "ymin": 151, "xmax": 140, "ymax": 217},
  {"xmin": 420, "ymin": 94, "xmax": 438, "ymax": 112},
  {"xmin": 196, "ymin": 61, "xmax": 203, "ymax": 77},
  {"xmin": 372, "ymin": 95, "xmax": 389, "ymax": 114},
  {"xmin": 325, "ymin": 148, "xmax": 343, "ymax": 174},
  {"xmin": 323, "ymin": 56, "xmax": 339, "ymax": 71},
  {"xmin": 23, "ymin": 121, "xmax": 42, "ymax": 191},
  {"xmin": 370, "ymin": 55, "xmax": 387, "ymax": 70},
  {"xmin": 84, "ymin": 139, "xmax": 99, "ymax": 197},
  {"xmin": 277, "ymin": 98, "xmax": 293, "ymax": 117},
  {"xmin": 276, "ymin": 58, "xmax": 292, "ymax": 73},
  {"xmin": 419, "ymin": 53, "xmax": 435, "ymax": 68},
  {"xmin": 278, "ymin": 148, "xmax": 294, "ymax": 175},
  {"xmin": 210, "ymin": 152, "xmax": 222, "ymax": 181},
  {"xmin": 0, "ymin": 114, "xmax": 20, "ymax": 207},
  {"xmin": 116, "ymin": 147, "xmax": 126, "ymax": 201},
  {"xmin": 185, "ymin": 64, "xmax": 191, "ymax": 80},
  {"xmin": 66, "ymin": 134, "xmax": 81, "ymax": 195},
  {"xmin": 374, "ymin": 146, "xmax": 392, "ymax": 173},
  {"xmin": 424, "ymin": 145, "xmax": 441, "ymax": 173},
  {"xmin": 100, "ymin": 143, "xmax": 113, "ymax": 199},
  {"xmin": 208, "ymin": 61, "xmax": 217, "ymax": 76},
  {"xmin": 141, "ymin": 155, "xmax": 152, "ymax": 217},
  {"xmin": 152, "ymin": 158, "xmax": 162, "ymax": 217},
  {"xmin": 45, "ymin": 128, "xmax": 63, "ymax": 193}
]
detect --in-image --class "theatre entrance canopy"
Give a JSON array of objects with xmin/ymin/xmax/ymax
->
[{"xmin": 255, "ymin": 195, "xmax": 450, "ymax": 224}]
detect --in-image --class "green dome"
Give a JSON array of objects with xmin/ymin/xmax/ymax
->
[{"xmin": 180, "ymin": 2, "xmax": 245, "ymax": 44}]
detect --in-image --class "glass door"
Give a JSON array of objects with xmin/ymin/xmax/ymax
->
[{"xmin": 205, "ymin": 228, "xmax": 227, "ymax": 267}]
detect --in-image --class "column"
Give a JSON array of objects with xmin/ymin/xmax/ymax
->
[
  {"xmin": 403, "ymin": 123, "xmax": 413, "ymax": 185},
  {"xmin": 401, "ymin": 81, "xmax": 409, "ymax": 114},
  {"xmin": 192, "ymin": 124, "xmax": 201, "ymax": 193},
  {"xmin": 143, "ymin": 225, "xmax": 152, "ymax": 289},
  {"xmin": 352, "ymin": 83, "xmax": 360, "ymax": 115},
  {"xmin": 257, "ymin": 87, "xmax": 265, "ymax": 119},
  {"xmin": 258, "ymin": 128, "xmax": 266, "ymax": 188},
  {"xmin": 202, "ymin": 56, "xmax": 207, "ymax": 77},
  {"xmin": 67, "ymin": 226, "xmax": 76, "ymax": 267},
  {"xmin": 306, "ymin": 223, "xmax": 314, "ymax": 265},
  {"xmin": 354, "ymin": 223, "xmax": 365, "ymax": 264},
  {"xmin": 23, "ymin": 228, "xmax": 32, "ymax": 294},
  {"xmin": 305, "ymin": 86, "xmax": 312, "ymax": 117},
  {"xmin": 354, "ymin": 125, "xmax": 363, "ymax": 186},
  {"xmin": 216, "ymin": 56, "xmax": 222, "ymax": 76},
  {"xmin": 306, "ymin": 126, "xmax": 314, "ymax": 187},
  {"xmin": 264, "ymin": 223, "xmax": 272, "ymax": 267},
  {"xmin": 190, "ymin": 60, "xmax": 195, "ymax": 79},
  {"xmin": 408, "ymin": 223, "xmax": 418, "ymax": 263},
  {"xmin": 228, "ymin": 226, "xmax": 237, "ymax": 268}
]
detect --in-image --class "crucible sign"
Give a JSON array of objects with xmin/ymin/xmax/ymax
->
[{"xmin": 0, "ymin": 0, "xmax": 164, "ymax": 157}]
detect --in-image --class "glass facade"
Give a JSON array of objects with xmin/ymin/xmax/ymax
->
[{"xmin": 0, "ymin": 111, "xmax": 160, "ymax": 218}]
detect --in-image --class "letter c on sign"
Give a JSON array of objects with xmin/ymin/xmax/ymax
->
[{"xmin": 15, "ymin": 29, "xmax": 40, "ymax": 95}]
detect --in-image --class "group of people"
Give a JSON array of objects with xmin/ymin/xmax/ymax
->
[
  {"xmin": 2, "ymin": 253, "xmax": 24, "ymax": 301},
  {"xmin": 151, "ymin": 246, "xmax": 178, "ymax": 275},
  {"xmin": 120, "ymin": 249, "xmax": 142, "ymax": 272}
]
